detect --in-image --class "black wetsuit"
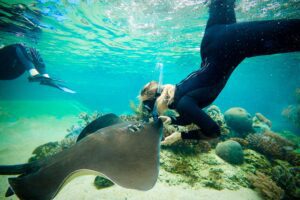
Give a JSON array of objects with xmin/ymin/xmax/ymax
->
[
  {"xmin": 0, "ymin": 43, "xmax": 46, "ymax": 80},
  {"xmin": 169, "ymin": 0, "xmax": 300, "ymax": 139}
]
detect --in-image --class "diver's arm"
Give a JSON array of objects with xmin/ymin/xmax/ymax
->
[
  {"xmin": 176, "ymin": 95, "xmax": 220, "ymax": 139},
  {"xmin": 161, "ymin": 96, "xmax": 220, "ymax": 145}
]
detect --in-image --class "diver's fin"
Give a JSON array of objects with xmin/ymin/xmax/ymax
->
[
  {"xmin": 0, "ymin": 162, "xmax": 40, "ymax": 175},
  {"xmin": 76, "ymin": 113, "xmax": 123, "ymax": 142},
  {"xmin": 55, "ymin": 85, "xmax": 76, "ymax": 94},
  {"xmin": 5, "ymin": 187, "xmax": 14, "ymax": 197},
  {"xmin": 39, "ymin": 79, "xmax": 76, "ymax": 94}
]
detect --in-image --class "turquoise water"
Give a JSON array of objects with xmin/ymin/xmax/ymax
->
[
  {"xmin": 0, "ymin": 0, "xmax": 300, "ymax": 200},
  {"xmin": 1, "ymin": 0, "xmax": 299, "ymax": 117}
]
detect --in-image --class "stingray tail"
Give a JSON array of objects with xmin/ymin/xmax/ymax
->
[
  {"xmin": 0, "ymin": 162, "xmax": 41, "ymax": 198},
  {"xmin": 5, "ymin": 187, "xmax": 14, "ymax": 197},
  {"xmin": 0, "ymin": 162, "xmax": 40, "ymax": 175}
]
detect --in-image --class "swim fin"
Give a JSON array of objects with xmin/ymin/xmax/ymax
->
[{"xmin": 40, "ymin": 79, "xmax": 76, "ymax": 94}]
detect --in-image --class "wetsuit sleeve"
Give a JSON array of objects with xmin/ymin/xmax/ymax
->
[
  {"xmin": 175, "ymin": 95, "xmax": 220, "ymax": 139},
  {"xmin": 206, "ymin": 0, "xmax": 236, "ymax": 29}
]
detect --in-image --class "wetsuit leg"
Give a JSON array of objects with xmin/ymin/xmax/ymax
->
[
  {"xmin": 227, "ymin": 19, "xmax": 300, "ymax": 58},
  {"xmin": 176, "ymin": 95, "xmax": 221, "ymax": 139},
  {"xmin": 206, "ymin": 0, "xmax": 236, "ymax": 29},
  {"xmin": 0, "ymin": 44, "xmax": 26, "ymax": 80},
  {"xmin": 15, "ymin": 45, "xmax": 35, "ymax": 71},
  {"xmin": 29, "ymin": 48, "xmax": 46, "ymax": 74},
  {"xmin": 201, "ymin": 0, "xmax": 237, "ymax": 59}
]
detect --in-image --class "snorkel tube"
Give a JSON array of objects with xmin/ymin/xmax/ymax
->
[
  {"xmin": 152, "ymin": 62, "xmax": 164, "ymax": 122},
  {"xmin": 141, "ymin": 62, "xmax": 164, "ymax": 122},
  {"xmin": 156, "ymin": 62, "xmax": 163, "ymax": 94}
]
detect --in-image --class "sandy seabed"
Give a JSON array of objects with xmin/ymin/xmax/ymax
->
[
  {"xmin": 0, "ymin": 100, "xmax": 84, "ymax": 199},
  {"xmin": 55, "ymin": 176, "xmax": 262, "ymax": 200}
]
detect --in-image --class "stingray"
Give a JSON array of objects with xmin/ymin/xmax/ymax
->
[{"xmin": 0, "ymin": 114, "xmax": 162, "ymax": 200}]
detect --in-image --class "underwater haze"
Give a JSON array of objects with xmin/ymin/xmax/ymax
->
[{"xmin": 0, "ymin": 0, "xmax": 300, "ymax": 200}]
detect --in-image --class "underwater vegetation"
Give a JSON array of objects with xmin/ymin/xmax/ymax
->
[
  {"xmin": 282, "ymin": 88, "xmax": 300, "ymax": 128},
  {"xmin": 65, "ymin": 111, "xmax": 103, "ymax": 138},
  {"xmin": 246, "ymin": 131, "xmax": 299, "ymax": 166},
  {"xmin": 252, "ymin": 113, "xmax": 272, "ymax": 133},
  {"xmin": 278, "ymin": 130, "xmax": 300, "ymax": 150},
  {"xmin": 206, "ymin": 105, "xmax": 230, "ymax": 137},
  {"xmin": 159, "ymin": 147, "xmax": 249, "ymax": 190},
  {"xmin": 271, "ymin": 160, "xmax": 300, "ymax": 199},
  {"xmin": 248, "ymin": 171, "xmax": 284, "ymax": 200},
  {"xmin": 28, "ymin": 140, "xmax": 75, "ymax": 162},
  {"xmin": 129, "ymin": 100, "xmax": 150, "ymax": 120}
]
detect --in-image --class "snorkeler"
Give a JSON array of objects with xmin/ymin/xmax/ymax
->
[
  {"xmin": 139, "ymin": 0, "xmax": 300, "ymax": 145},
  {"xmin": 0, "ymin": 43, "xmax": 76, "ymax": 93},
  {"xmin": 0, "ymin": 2, "xmax": 43, "ymax": 33}
]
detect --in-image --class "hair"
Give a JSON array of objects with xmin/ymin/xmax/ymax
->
[{"xmin": 139, "ymin": 81, "xmax": 159, "ymax": 101}]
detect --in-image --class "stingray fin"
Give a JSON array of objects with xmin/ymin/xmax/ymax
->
[
  {"xmin": 76, "ymin": 113, "xmax": 123, "ymax": 142},
  {"xmin": 0, "ymin": 162, "xmax": 40, "ymax": 175}
]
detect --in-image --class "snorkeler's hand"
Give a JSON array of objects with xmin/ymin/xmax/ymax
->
[
  {"xmin": 158, "ymin": 116, "xmax": 171, "ymax": 125},
  {"xmin": 161, "ymin": 132, "xmax": 181, "ymax": 146}
]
